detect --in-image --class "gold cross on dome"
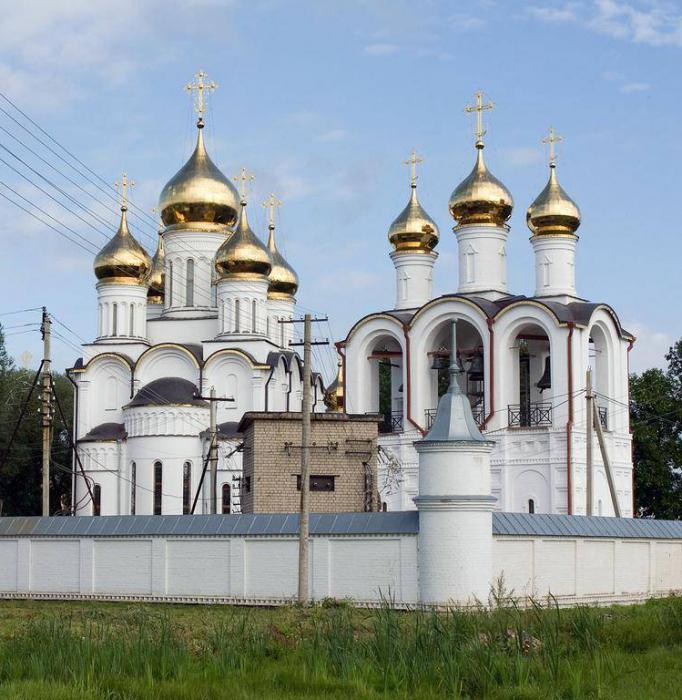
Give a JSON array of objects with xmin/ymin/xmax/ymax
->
[
  {"xmin": 542, "ymin": 126, "xmax": 563, "ymax": 166},
  {"xmin": 404, "ymin": 149, "xmax": 423, "ymax": 186},
  {"xmin": 114, "ymin": 172, "xmax": 135, "ymax": 209},
  {"xmin": 464, "ymin": 90, "xmax": 495, "ymax": 144},
  {"xmin": 262, "ymin": 193, "xmax": 282, "ymax": 228},
  {"xmin": 233, "ymin": 167, "xmax": 255, "ymax": 203},
  {"xmin": 185, "ymin": 70, "xmax": 217, "ymax": 120}
]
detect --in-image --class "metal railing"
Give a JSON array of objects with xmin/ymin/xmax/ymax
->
[
  {"xmin": 425, "ymin": 405, "xmax": 485, "ymax": 430},
  {"xmin": 379, "ymin": 411, "xmax": 403, "ymax": 434},
  {"xmin": 507, "ymin": 403, "xmax": 552, "ymax": 428}
]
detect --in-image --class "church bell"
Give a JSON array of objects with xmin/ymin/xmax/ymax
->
[
  {"xmin": 467, "ymin": 352, "xmax": 484, "ymax": 382},
  {"xmin": 537, "ymin": 356, "xmax": 551, "ymax": 393}
]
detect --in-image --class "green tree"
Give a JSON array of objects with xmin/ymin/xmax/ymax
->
[
  {"xmin": 630, "ymin": 339, "xmax": 682, "ymax": 518},
  {"xmin": 0, "ymin": 325, "xmax": 74, "ymax": 516}
]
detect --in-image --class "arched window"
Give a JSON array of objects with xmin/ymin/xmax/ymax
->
[
  {"xmin": 169, "ymin": 261, "xmax": 174, "ymax": 306},
  {"xmin": 130, "ymin": 462, "xmax": 136, "ymax": 515},
  {"xmin": 153, "ymin": 461, "xmax": 163, "ymax": 515},
  {"xmin": 183, "ymin": 461, "xmax": 192, "ymax": 514},
  {"xmin": 222, "ymin": 483, "xmax": 231, "ymax": 514},
  {"xmin": 93, "ymin": 484, "xmax": 101, "ymax": 516},
  {"xmin": 112, "ymin": 302, "xmax": 118, "ymax": 336},
  {"xmin": 98, "ymin": 304, "xmax": 103, "ymax": 337},
  {"xmin": 186, "ymin": 259, "xmax": 194, "ymax": 307},
  {"xmin": 266, "ymin": 315, "xmax": 270, "ymax": 338},
  {"xmin": 129, "ymin": 303, "xmax": 135, "ymax": 336},
  {"xmin": 234, "ymin": 299, "xmax": 240, "ymax": 332},
  {"xmin": 280, "ymin": 318, "xmax": 285, "ymax": 347},
  {"xmin": 528, "ymin": 498, "xmax": 535, "ymax": 514}
]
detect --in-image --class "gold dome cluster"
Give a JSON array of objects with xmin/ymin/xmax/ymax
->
[
  {"xmin": 158, "ymin": 123, "xmax": 240, "ymax": 231},
  {"xmin": 147, "ymin": 229, "xmax": 165, "ymax": 303},
  {"xmin": 388, "ymin": 151, "xmax": 439, "ymax": 253},
  {"xmin": 215, "ymin": 201, "xmax": 272, "ymax": 279},
  {"xmin": 94, "ymin": 205, "xmax": 151, "ymax": 285},
  {"xmin": 527, "ymin": 128, "xmax": 581, "ymax": 237}
]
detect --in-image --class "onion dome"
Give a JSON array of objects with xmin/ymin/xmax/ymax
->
[
  {"xmin": 147, "ymin": 229, "xmax": 165, "ymax": 303},
  {"xmin": 527, "ymin": 161, "xmax": 581, "ymax": 237},
  {"xmin": 324, "ymin": 357, "xmax": 344, "ymax": 413},
  {"xmin": 448, "ymin": 143, "xmax": 513, "ymax": 227},
  {"xmin": 388, "ymin": 182, "xmax": 439, "ymax": 253},
  {"xmin": 94, "ymin": 205, "xmax": 151, "ymax": 285},
  {"xmin": 215, "ymin": 201, "xmax": 272, "ymax": 279},
  {"xmin": 158, "ymin": 119, "xmax": 240, "ymax": 231},
  {"xmin": 267, "ymin": 220, "xmax": 299, "ymax": 299}
]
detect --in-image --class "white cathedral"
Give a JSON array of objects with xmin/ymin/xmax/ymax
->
[
  {"xmin": 72, "ymin": 77, "xmax": 325, "ymax": 517},
  {"xmin": 71, "ymin": 83, "xmax": 634, "ymax": 520},
  {"xmin": 340, "ymin": 94, "xmax": 634, "ymax": 518}
]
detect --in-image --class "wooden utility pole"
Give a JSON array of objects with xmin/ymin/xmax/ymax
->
[
  {"xmin": 586, "ymin": 369, "xmax": 593, "ymax": 516},
  {"xmin": 593, "ymin": 402, "xmax": 621, "ymax": 517},
  {"xmin": 40, "ymin": 307, "xmax": 52, "ymax": 517},
  {"xmin": 298, "ymin": 313, "xmax": 312, "ymax": 603},
  {"xmin": 209, "ymin": 386, "xmax": 218, "ymax": 514},
  {"xmin": 283, "ymin": 314, "xmax": 329, "ymax": 604}
]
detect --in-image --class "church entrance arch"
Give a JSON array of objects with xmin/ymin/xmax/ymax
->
[{"xmin": 364, "ymin": 334, "xmax": 404, "ymax": 434}]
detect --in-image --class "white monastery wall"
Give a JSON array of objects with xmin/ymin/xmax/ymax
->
[{"xmin": 1, "ymin": 529, "xmax": 681, "ymax": 606}]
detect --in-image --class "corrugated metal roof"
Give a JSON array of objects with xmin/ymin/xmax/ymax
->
[
  {"xmin": 0, "ymin": 512, "xmax": 420, "ymax": 538},
  {"xmin": 492, "ymin": 512, "xmax": 682, "ymax": 539},
  {"xmin": 1, "ymin": 512, "xmax": 681, "ymax": 539}
]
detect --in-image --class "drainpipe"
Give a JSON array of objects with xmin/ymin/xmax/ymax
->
[
  {"xmin": 566, "ymin": 322, "xmax": 575, "ymax": 515},
  {"xmin": 264, "ymin": 363, "xmax": 276, "ymax": 411},
  {"xmin": 402, "ymin": 323, "xmax": 426, "ymax": 435},
  {"xmin": 627, "ymin": 337, "xmax": 636, "ymax": 515},
  {"xmin": 481, "ymin": 317, "xmax": 495, "ymax": 430}
]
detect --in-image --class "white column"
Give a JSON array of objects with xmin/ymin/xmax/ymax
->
[
  {"xmin": 390, "ymin": 251, "xmax": 437, "ymax": 310},
  {"xmin": 531, "ymin": 234, "xmax": 578, "ymax": 299},
  {"xmin": 456, "ymin": 225, "xmax": 509, "ymax": 298}
]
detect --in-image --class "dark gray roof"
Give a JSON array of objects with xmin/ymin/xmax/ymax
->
[
  {"xmin": 0, "ymin": 512, "xmax": 419, "ymax": 538},
  {"xmin": 78, "ymin": 422, "xmax": 126, "ymax": 443},
  {"xmin": 493, "ymin": 512, "xmax": 682, "ymax": 538},
  {"xmin": 1, "ymin": 512, "xmax": 681, "ymax": 539},
  {"xmin": 126, "ymin": 377, "xmax": 207, "ymax": 408},
  {"xmin": 216, "ymin": 421, "xmax": 242, "ymax": 439}
]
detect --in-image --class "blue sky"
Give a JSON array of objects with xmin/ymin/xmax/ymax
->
[{"xmin": 0, "ymin": 0, "xmax": 680, "ymax": 378}]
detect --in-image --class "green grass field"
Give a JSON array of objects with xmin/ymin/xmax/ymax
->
[{"xmin": 0, "ymin": 594, "xmax": 681, "ymax": 699}]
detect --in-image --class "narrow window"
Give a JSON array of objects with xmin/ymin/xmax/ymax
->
[
  {"xmin": 234, "ymin": 299, "xmax": 240, "ymax": 332},
  {"xmin": 252, "ymin": 299, "xmax": 257, "ymax": 333},
  {"xmin": 129, "ymin": 303, "xmax": 135, "ymax": 336},
  {"xmin": 169, "ymin": 261, "xmax": 174, "ymax": 306},
  {"xmin": 153, "ymin": 461, "xmax": 163, "ymax": 515},
  {"xmin": 296, "ymin": 475, "xmax": 335, "ymax": 492},
  {"xmin": 112, "ymin": 302, "xmax": 118, "ymax": 336},
  {"xmin": 280, "ymin": 318, "xmax": 284, "ymax": 347},
  {"xmin": 243, "ymin": 475, "xmax": 251, "ymax": 493},
  {"xmin": 182, "ymin": 461, "xmax": 191, "ymax": 514},
  {"xmin": 222, "ymin": 483, "xmax": 231, "ymax": 514},
  {"xmin": 266, "ymin": 315, "xmax": 270, "ymax": 338},
  {"xmin": 93, "ymin": 484, "xmax": 101, "ymax": 516},
  {"xmin": 131, "ymin": 462, "xmax": 136, "ymax": 515},
  {"xmin": 186, "ymin": 259, "xmax": 194, "ymax": 306},
  {"xmin": 528, "ymin": 498, "xmax": 535, "ymax": 514}
]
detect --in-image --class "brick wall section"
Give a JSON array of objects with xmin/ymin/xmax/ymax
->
[{"xmin": 238, "ymin": 413, "xmax": 380, "ymax": 513}]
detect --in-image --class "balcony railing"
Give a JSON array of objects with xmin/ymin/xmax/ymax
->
[
  {"xmin": 508, "ymin": 403, "xmax": 552, "ymax": 428},
  {"xmin": 425, "ymin": 405, "xmax": 485, "ymax": 430},
  {"xmin": 379, "ymin": 411, "xmax": 403, "ymax": 434}
]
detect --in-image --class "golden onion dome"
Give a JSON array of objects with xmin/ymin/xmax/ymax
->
[
  {"xmin": 94, "ymin": 206, "xmax": 151, "ymax": 285},
  {"xmin": 324, "ymin": 357, "xmax": 344, "ymax": 412},
  {"xmin": 147, "ymin": 230, "xmax": 165, "ymax": 303},
  {"xmin": 158, "ymin": 120, "xmax": 240, "ymax": 231},
  {"xmin": 388, "ymin": 183, "xmax": 439, "ymax": 253},
  {"xmin": 449, "ymin": 143, "xmax": 513, "ymax": 227},
  {"xmin": 267, "ymin": 222, "xmax": 299, "ymax": 299},
  {"xmin": 526, "ymin": 162, "xmax": 581, "ymax": 236},
  {"xmin": 215, "ymin": 201, "xmax": 272, "ymax": 279}
]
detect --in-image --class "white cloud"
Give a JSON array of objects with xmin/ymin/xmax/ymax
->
[
  {"xmin": 449, "ymin": 13, "xmax": 487, "ymax": 30},
  {"xmin": 619, "ymin": 81, "xmax": 651, "ymax": 93},
  {"xmin": 529, "ymin": 0, "xmax": 682, "ymax": 48},
  {"xmin": 625, "ymin": 321, "xmax": 674, "ymax": 373},
  {"xmin": 316, "ymin": 129, "xmax": 349, "ymax": 143},
  {"xmin": 363, "ymin": 43, "xmax": 399, "ymax": 56}
]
